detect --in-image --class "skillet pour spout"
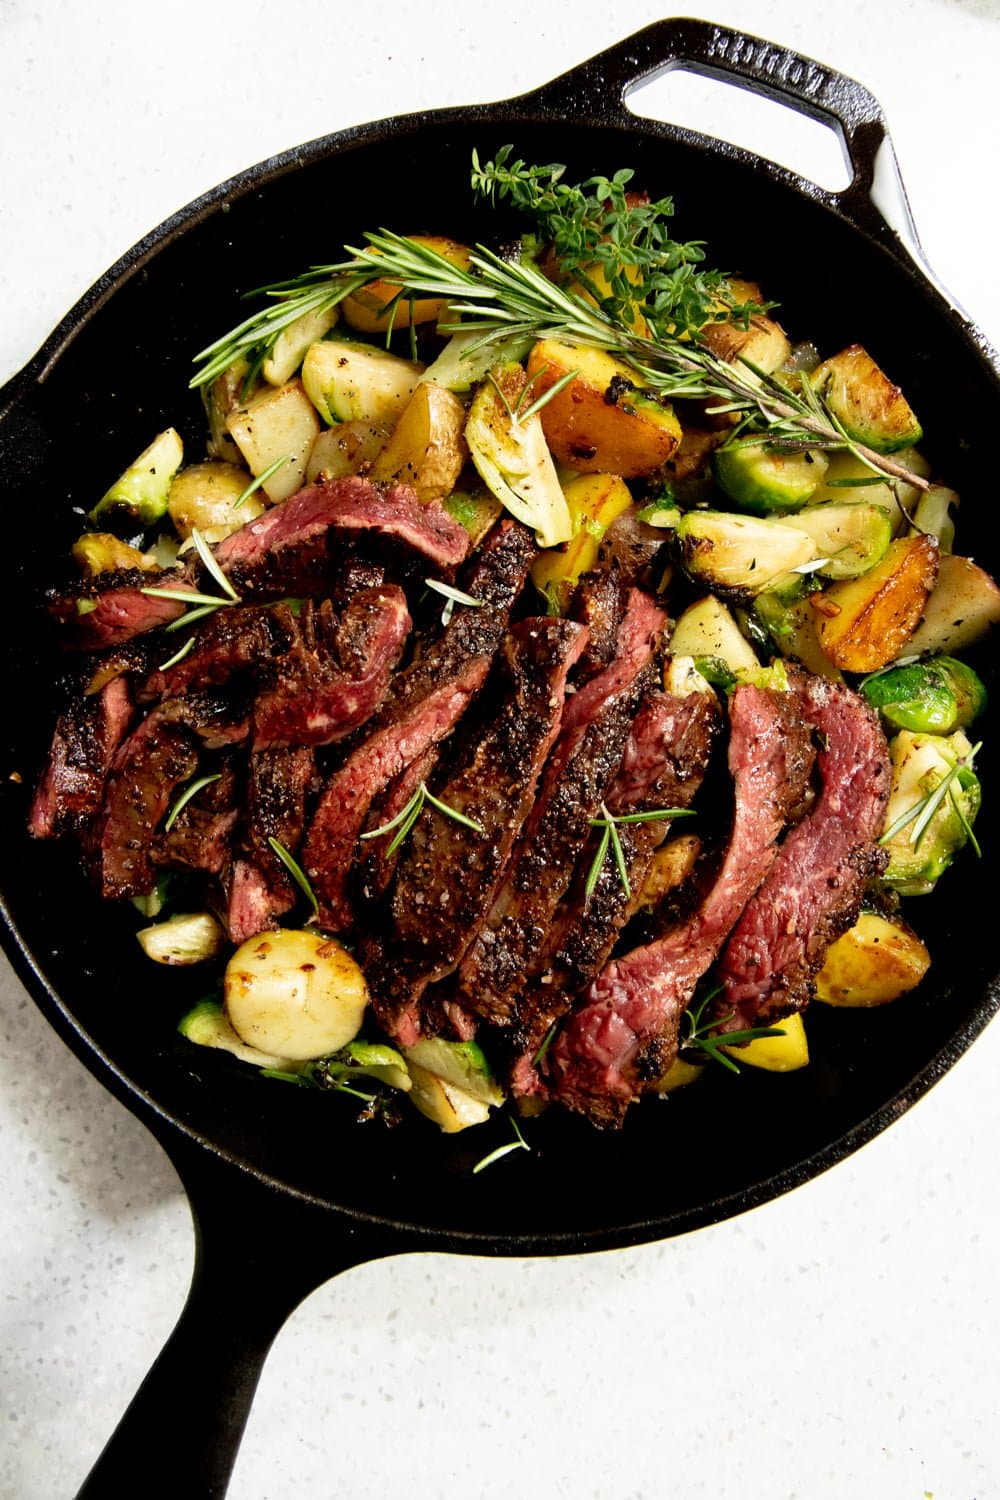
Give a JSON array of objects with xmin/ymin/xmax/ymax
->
[{"xmin": 2, "ymin": 19, "xmax": 999, "ymax": 1498}]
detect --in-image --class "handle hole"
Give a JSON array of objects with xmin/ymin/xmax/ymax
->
[{"xmin": 624, "ymin": 68, "xmax": 852, "ymax": 193}]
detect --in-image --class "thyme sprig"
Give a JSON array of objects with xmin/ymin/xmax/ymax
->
[
  {"xmin": 189, "ymin": 154, "xmax": 930, "ymax": 495},
  {"xmin": 360, "ymin": 781, "xmax": 485, "ymax": 857},
  {"xmin": 681, "ymin": 988, "xmax": 784, "ymax": 1074},
  {"xmin": 585, "ymin": 803, "xmax": 696, "ymax": 899}
]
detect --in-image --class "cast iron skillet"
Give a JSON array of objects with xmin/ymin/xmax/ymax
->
[{"xmin": 2, "ymin": 18, "xmax": 999, "ymax": 1497}]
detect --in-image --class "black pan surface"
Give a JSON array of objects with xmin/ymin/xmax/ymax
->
[{"xmin": 2, "ymin": 17, "xmax": 998, "ymax": 1494}]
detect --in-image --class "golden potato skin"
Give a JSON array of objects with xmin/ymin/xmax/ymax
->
[
  {"xmin": 815, "ymin": 912, "xmax": 930, "ymax": 1007},
  {"xmin": 167, "ymin": 461, "xmax": 262, "ymax": 540},
  {"xmin": 526, "ymin": 338, "xmax": 682, "ymax": 477},
  {"xmin": 342, "ymin": 236, "xmax": 472, "ymax": 333},
  {"xmin": 814, "ymin": 534, "xmax": 939, "ymax": 672},
  {"xmin": 370, "ymin": 382, "xmax": 468, "ymax": 502}
]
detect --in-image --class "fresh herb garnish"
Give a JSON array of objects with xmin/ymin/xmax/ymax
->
[
  {"xmin": 267, "ymin": 836, "xmax": 320, "ymax": 919},
  {"xmin": 531, "ymin": 1022, "xmax": 558, "ymax": 1068},
  {"xmin": 879, "ymin": 741, "xmax": 982, "ymax": 853},
  {"xmin": 189, "ymin": 527, "xmax": 239, "ymax": 601},
  {"xmin": 191, "ymin": 152, "xmax": 930, "ymax": 497},
  {"xmin": 157, "ymin": 636, "xmax": 196, "ymax": 672},
  {"xmin": 164, "ymin": 773, "xmax": 222, "ymax": 833},
  {"xmin": 472, "ymin": 1113, "xmax": 529, "ymax": 1174},
  {"xmin": 360, "ymin": 781, "xmax": 486, "ymax": 857},
  {"xmin": 424, "ymin": 578, "xmax": 485, "ymax": 626},
  {"xmin": 234, "ymin": 455, "xmax": 291, "ymax": 509},
  {"xmin": 681, "ymin": 987, "xmax": 784, "ymax": 1074},
  {"xmin": 585, "ymin": 803, "xmax": 696, "ymax": 898}
]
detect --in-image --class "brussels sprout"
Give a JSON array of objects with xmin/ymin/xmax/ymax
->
[
  {"xmin": 403, "ymin": 1037, "xmax": 504, "ymax": 1107},
  {"xmin": 465, "ymin": 361, "xmax": 572, "ymax": 547},
  {"xmin": 862, "ymin": 656, "xmax": 986, "ymax": 734},
  {"xmin": 89, "ymin": 428, "xmax": 184, "ymax": 528},
  {"xmin": 880, "ymin": 730, "xmax": 982, "ymax": 895},
  {"xmin": 712, "ymin": 438, "xmax": 828, "ymax": 514},
  {"xmin": 677, "ymin": 511, "xmax": 816, "ymax": 596}
]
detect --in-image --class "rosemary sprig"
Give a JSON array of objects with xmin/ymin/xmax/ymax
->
[
  {"xmin": 879, "ymin": 741, "xmax": 982, "ymax": 851},
  {"xmin": 424, "ymin": 577, "xmax": 485, "ymax": 626},
  {"xmin": 681, "ymin": 988, "xmax": 784, "ymax": 1074},
  {"xmin": 267, "ymin": 836, "xmax": 320, "ymax": 920},
  {"xmin": 164, "ymin": 773, "xmax": 222, "ymax": 833},
  {"xmin": 585, "ymin": 803, "xmax": 696, "ymax": 898},
  {"xmin": 472, "ymin": 1114, "xmax": 529, "ymax": 1174},
  {"xmin": 360, "ymin": 781, "xmax": 485, "ymax": 857},
  {"xmin": 189, "ymin": 527, "xmax": 239, "ymax": 601},
  {"xmin": 189, "ymin": 154, "xmax": 931, "ymax": 495}
]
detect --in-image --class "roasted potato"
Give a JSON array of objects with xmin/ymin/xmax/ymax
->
[
  {"xmin": 815, "ymin": 912, "xmax": 931, "ymax": 1006},
  {"xmin": 813, "ymin": 534, "xmax": 939, "ymax": 671},
  {"xmin": 906, "ymin": 552, "xmax": 1000, "ymax": 656},
  {"xmin": 342, "ymin": 236, "xmax": 471, "ymax": 333},
  {"xmin": 167, "ymin": 461, "xmax": 263, "ymax": 541},
  {"xmin": 370, "ymin": 381, "xmax": 468, "ymax": 502},
  {"xmin": 224, "ymin": 929, "xmax": 368, "ymax": 1061},
  {"xmin": 226, "ymin": 378, "xmax": 321, "ymax": 502}
]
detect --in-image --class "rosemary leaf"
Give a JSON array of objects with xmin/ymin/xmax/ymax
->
[
  {"xmin": 234, "ymin": 455, "xmax": 291, "ymax": 509},
  {"xmin": 267, "ymin": 836, "xmax": 320, "ymax": 920},
  {"xmin": 141, "ymin": 587, "xmax": 235, "ymax": 608},
  {"xmin": 190, "ymin": 527, "xmax": 239, "ymax": 601},
  {"xmin": 158, "ymin": 636, "xmax": 196, "ymax": 672},
  {"xmin": 472, "ymin": 1115, "xmax": 529, "ymax": 1175},
  {"xmin": 164, "ymin": 773, "xmax": 222, "ymax": 833}
]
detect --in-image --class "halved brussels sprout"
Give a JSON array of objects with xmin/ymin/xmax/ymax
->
[
  {"xmin": 713, "ymin": 439, "xmax": 828, "ymax": 515},
  {"xmin": 881, "ymin": 729, "xmax": 981, "ymax": 895},
  {"xmin": 861, "ymin": 656, "xmax": 986, "ymax": 735}
]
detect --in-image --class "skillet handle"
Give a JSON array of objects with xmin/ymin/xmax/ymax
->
[
  {"xmin": 75, "ymin": 1138, "xmax": 390, "ymax": 1500},
  {"xmin": 519, "ymin": 17, "xmax": 931, "ymax": 273}
]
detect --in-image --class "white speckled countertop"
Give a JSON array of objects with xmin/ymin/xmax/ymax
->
[{"xmin": 3, "ymin": 2, "xmax": 1000, "ymax": 1496}]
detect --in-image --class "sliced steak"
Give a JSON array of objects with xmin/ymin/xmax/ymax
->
[
  {"xmin": 302, "ymin": 520, "xmax": 536, "ymax": 930},
  {"xmin": 159, "ymin": 691, "xmax": 251, "ymax": 749},
  {"xmin": 152, "ymin": 756, "xmax": 240, "ymax": 875},
  {"xmin": 545, "ymin": 684, "xmax": 815, "ymax": 1126},
  {"xmin": 215, "ymin": 476, "xmax": 469, "ymax": 595},
  {"xmin": 252, "ymin": 587, "xmax": 410, "ymax": 749},
  {"xmin": 568, "ymin": 570, "xmax": 630, "ymax": 682},
  {"xmin": 457, "ymin": 589, "xmax": 665, "ymax": 1025},
  {"xmin": 509, "ymin": 682, "xmax": 721, "ymax": 1079},
  {"xmin": 367, "ymin": 616, "xmax": 589, "ymax": 1042},
  {"xmin": 143, "ymin": 605, "xmax": 282, "ymax": 699},
  {"xmin": 355, "ymin": 744, "xmax": 439, "ymax": 905},
  {"xmin": 715, "ymin": 678, "xmax": 891, "ymax": 1028},
  {"xmin": 48, "ymin": 567, "xmax": 201, "ymax": 650},
  {"xmin": 29, "ymin": 677, "xmax": 134, "ymax": 839},
  {"xmin": 228, "ymin": 747, "xmax": 315, "ymax": 943},
  {"xmin": 91, "ymin": 711, "xmax": 200, "ymax": 898}
]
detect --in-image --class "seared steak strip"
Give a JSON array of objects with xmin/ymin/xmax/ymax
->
[
  {"xmin": 457, "ymin": 589, "xmax": 665, "ymax": 1026},
  {"xmin": 355, "ymin": 744, "xmax": 439, "ymax": 905},
  {"xmin": 215, "ymin": 476, "xmax": 470, "ymax": 595},
  {"xmin": 367, "ymin": 616, "xmax": 589, "ymax": 1043},
  {"xmin": 48, "ymin": 566, "xmax": 201, "ymax": 650},
  {"xmin": 29, "ymin": 677, "xmax": 134, "ymax": 839},
  {"xmin": 508, "ymin": 683, "xmax": 720, "ymax": 1082},
  {"xmin": 152, "ymin": 755, "xmax": 240, "ymax": 875},
  {"xmin": 252, "ymin": 587, "xmax": 411, "ymax": 749},
  {"xmin": 545, "ymin": 684, "xmax": 816, "ymax": 1126},
  {"xmin": 715, "ymin": 678, "xmax": 891, "ymax": 1028},
  {"xmin": 91, "ymin": 711, "xmax": 200, "ymax": 898},
  {"xmin": 302, "ymin": 520, "xmax": 536, "ymax": 930},
  {"xmin": 228, "ymin": 747, "xmax": 315, "ymax": 943},
  {"xmin": 142, "ymin": 604, "xmax": 283, "ymax": 699}
]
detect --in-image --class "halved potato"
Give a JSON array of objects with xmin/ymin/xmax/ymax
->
[
  {"xmin": 226, "ymin": 379, "xmax": 320, "ymax": 502},
  {"xmin": 722, "ymin": 1012, "xmax": 809, "ymax": 1072},
  {"xmin": 72, "ymin": 533, "xmax": 158, "ymax": 576},
  {"xmin": 700, "ymin": 279, "xmax": 791, "ymax": 374},
  {"xmin": 224, "ymin": 929, "xmax": 368, "ymax": 1062},
  {"xmin": 815, "ymin": 912, "xmax": 930, "ymax": 1007},
  {"xmin": 305, "ymin": 421, "xmax": 390, "ymax": 484},
  {"xmin": 906, "ymin": 553, "xmax": 1000, "ymax": 656},
  {"xmin": 370, "ymin": 381, "xmax": 468, "ymax": 502},
  {"xmin": 167, "ymin": 461, "xmax": 263, "ymax": 541},
  {"xmin": 813, "ymin": 534, "xmax": 939, "ymax": 671},
  {"xmin": 526, "ymin": 338, "xmax": 682, "ymax": 477},
  {"xmin": 669, "ymin": 596, "xmax": 759, "ymax": 673},
  {"xmin": 342, "ymin": 236, "xmax": 471, "ymax": 333}
]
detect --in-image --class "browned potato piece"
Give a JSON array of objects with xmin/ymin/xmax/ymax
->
[
  {"xmin": 906, "ymin": 552, "xmax": 1000, "ymax": 655},
  {"xmin": 526, "ymin": 339, "xmax": 682, "ymax": 477},
  {"xmin": 202, "ymin": 359, "xmax": 259, "ymax": 463},
  {"xmin": 306, "ymin": 421, "xmax": 390, "ymax": 484},
  {"xmin": 342, "ymin": 236, "xmax": 472, "ymax": 333},
  {"xmin": 636, "ymin": 834, "xmax": 702, "ymax": 910},
  {"xmin": 72, "ymin": 533, "xmax": 158, "ymax": 576},
  {"xmin": 815, "ymin": 912, "xmax": 930, "ymax": 1007},
  {"xmin": 700, "ymin": 279, "xmax": 791, "ymax": 373},
  {"xmin": 226, "ymin": 379, "xmax": 321, "ymax": 502},
  {"xmin": 167, "ymin": 461, "xmax": 263, "ymax": 541},
  {"xmin": 813, "ymin": 534, "xmax": 939, "ymax": 672},
  {"xmin": 370, "ymin": 382, "xmax": 468, "ymax": 502}
]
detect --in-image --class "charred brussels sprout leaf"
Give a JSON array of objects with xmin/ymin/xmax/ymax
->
[{"xmin": 862, "ymin": 656, "xmax": 986, "ymax": 735}]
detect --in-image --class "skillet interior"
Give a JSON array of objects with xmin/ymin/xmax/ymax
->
[{"xmin": 1, "ymin": 111, "xmax": 998, "ymax": 1251}]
